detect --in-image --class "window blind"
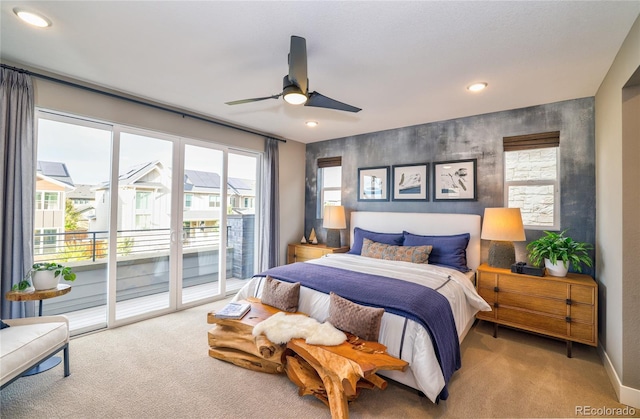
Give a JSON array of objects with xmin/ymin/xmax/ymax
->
[
  {"xmin": 503, "ymin": 131, "xmax": 560, "ymax": 151},
  {"xmin": 317, "ymin": 156, "xmax": 342, "ymax": 168}
]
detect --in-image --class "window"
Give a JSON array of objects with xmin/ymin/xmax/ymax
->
[
  {"xmin": 208, "ymin": 195, "xmax": 220, "ymax": 208},
  {"xmin": 136, "ymin": 191, "xmax": 151, "ymax": 210},
  {"xmin": 34, "ymin": 228, "xmax": 59, "ymax": 255},
  {"xmin": 135, "ymin": 214, "xmax": 151, "ymax": 230},
  {"xmin": 184, "ymin": 193, "xmax": 193, "ymax": 209},
  {"xmin": 35, "ymin": 191, "xmax": 61, "ymax": 210},
  {"xmin": 504, "ymin": 131, "xmax": 560, "ymax": 229},
  {"xmin": 317, "ymin": 157, "xmax": 342, "ymax": 218}
]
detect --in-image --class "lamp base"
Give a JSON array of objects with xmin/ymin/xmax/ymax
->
[
  {"xmin": 488, "ymin": 240, "xmax": 516, "ymax": 269},
  {"xmin": 326, "ymin": 229, "xmax": 341, "ymax": 248}
]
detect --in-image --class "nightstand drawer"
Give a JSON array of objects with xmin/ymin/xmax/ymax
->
[
  {"xmin": 570, "ymin": 322, "xmax": 594, "ymax": 342},
  {"xmin": 570, "ymin": 285, "xmax": 594, "ymax": 305},
  {"xmin": 498, "ymin": 275, "xmax": 566, "ymax": 298},
  {"xmin": 498, "ymin": 292, "xmax": 566, "ymax": 316},
  {"xmin": 287, "ymin": 243, "xmax": 349, "ymax": 264},
  {"xmin": 499, "ymin": 307, "xmax": 567, "ymax": 336},
  {"xmin": 294, "ymin": 246, "xmax": 326, "ymax": 261}
]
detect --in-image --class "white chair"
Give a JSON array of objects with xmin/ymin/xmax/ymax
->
[{"xmin": 0, "ymin": 315, "xmax": 70, "ymax": 389}]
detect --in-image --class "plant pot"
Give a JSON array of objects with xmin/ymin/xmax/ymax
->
[
  {"xmin": 32, "ymin": 270, "xmax": 60, "ymax": 290},
  {"xmin": 544, "ymin": 259, "xmax": 569, "ymax": 277}
]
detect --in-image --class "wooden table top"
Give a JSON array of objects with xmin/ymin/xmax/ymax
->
[{"xmin": 5, "ymin": 283, "xmax": 71, "ymax": 301}]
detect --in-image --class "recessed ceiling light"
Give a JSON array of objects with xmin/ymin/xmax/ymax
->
[
  {"xmin": 13, "ymin": 8, "xmax": 51, "ymax": 28},
  {"xmin": 305, "ymin": 121, "xmax": 318, "ymax": 128},
  {"xmin": 467, "ymin": 82, "xmax": 487, "ymax": 92}
]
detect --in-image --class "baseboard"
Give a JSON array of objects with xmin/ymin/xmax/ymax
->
[{"xmin": 598, "ymin": 345, "xmax": 640, "ymax": 409}]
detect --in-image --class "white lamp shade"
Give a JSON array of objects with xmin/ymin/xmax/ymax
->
[
  {"xmin": 323, "ymin": 205, "xmax": 347, "ymax": 229},
  {"xmin": 481, "ymin": 207, "xmax": 526, "ymax": 241}
]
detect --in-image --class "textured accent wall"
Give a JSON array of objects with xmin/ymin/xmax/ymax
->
[{"xmin": 305, "ymin": 97, "xmax": 595, "ymax": 274}]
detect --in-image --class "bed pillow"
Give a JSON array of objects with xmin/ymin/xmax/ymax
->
[
  {"xmin": 403, "ymin": 231, "xmax": 471, "ymax": 272},
  {"xmin": 361, "ymin": 238, "xmax": 432, "ymax": 264},
  {"xmin": 0, "ymin": 320, "xmax": 9, "ymax": 329},
  {"xmin": 327, "ymin": 292, "xmax": 384, "ymax": 342},
  {"xmin": 261, "ymin": 275, "xmax": 300, "ymax": 312},
  {"xmin": 348, "ymin": 227, "xmax": 404, "ymax": 255}
]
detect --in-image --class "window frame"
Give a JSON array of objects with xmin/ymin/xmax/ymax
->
[
  {"xmin": 316, "ymin": 164, "xmax": 342, "ymax": 219},
  {"xmin": 503, "ymin": 136, "xmax": 561, "ymax": 231}
]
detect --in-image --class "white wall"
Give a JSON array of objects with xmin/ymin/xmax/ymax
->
[{"xmin": 595, "ymin": 13, "xmax": 640, "ymax": 406}]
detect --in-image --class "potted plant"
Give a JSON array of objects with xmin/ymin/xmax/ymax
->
[
  {"xmin": 17, "ymin": 262, "xmax": 77, "ymax": 291},
  {"xmin": 526, "ymin": 230, "xmax": 593, "ymax": 277}
]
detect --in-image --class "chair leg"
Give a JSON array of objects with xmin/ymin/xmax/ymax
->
[{"xmin": 63, "ymin": 344, "xmax": 70, "ymax": 377}]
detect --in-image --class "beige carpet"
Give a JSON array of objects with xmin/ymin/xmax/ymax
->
[{"xmin": 1, "ymin": 299, "xmax": 635, "ymax": 419}]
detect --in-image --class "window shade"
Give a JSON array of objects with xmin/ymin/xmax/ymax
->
[
  {"xmin": 503, "ymin": 131, "xmax": 560, "ymax": 151},
  {"xmin": 317, "ymin": 156, "xmax": 342, "ymax": 168}
]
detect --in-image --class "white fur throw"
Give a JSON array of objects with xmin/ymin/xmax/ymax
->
[{"xmin": 252, "ymin": 312, "xmax": 347, "ymax": 346}]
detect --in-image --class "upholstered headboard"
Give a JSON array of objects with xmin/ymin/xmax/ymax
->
[{"xmin": 350, "ymin": 211, "xmax": 482, "ymax": 271}]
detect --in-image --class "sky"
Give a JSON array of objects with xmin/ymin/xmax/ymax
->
[{"xmin": 38, "ymin": 118, "xmax": 258, "ymax": 186}]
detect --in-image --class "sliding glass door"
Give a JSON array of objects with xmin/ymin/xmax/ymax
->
[
  {"xmin": 35, "ymin": 112, "xmax": 113, "ymax": 334},
  {"xmin": 34, "ymin": 109, "xmax": 261, "ymax": 335},
  {"xmin": 180, "ymin": 142, "xmax": 225, "ymax": 304},
  {"xmin": 113, "ymin": 130, "xmax": 175, "ymax": 320}
]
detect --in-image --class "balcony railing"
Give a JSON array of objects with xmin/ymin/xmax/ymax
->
[{"xmin": 34, "ymin": 226, "xmax": 222, "ymax": 264}]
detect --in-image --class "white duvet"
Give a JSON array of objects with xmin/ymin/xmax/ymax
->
[{"xmin": 233, "ymin": 253, "xmax": 491, "ymax": 402}]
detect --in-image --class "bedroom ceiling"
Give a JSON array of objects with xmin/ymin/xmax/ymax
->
[{"xmin": 1, "ymin": 1, "xmax": 639, "ymax": 144}]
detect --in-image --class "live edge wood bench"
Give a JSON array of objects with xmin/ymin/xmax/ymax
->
[{"xmin": 207, "ymin": 297, "xmax": 408, "ymax": 419}]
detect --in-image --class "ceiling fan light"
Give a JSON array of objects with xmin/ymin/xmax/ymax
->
[
  {"xmin": 283, "ymin": 84, "xmax": 307, "ymax": 105},
  {"xmin": 467, "ymin": 82, "xmax": 488, "ymax": 92},
  {"xmin": 14, "ymin": 8, "xmax": 51, "ymax": 27}
]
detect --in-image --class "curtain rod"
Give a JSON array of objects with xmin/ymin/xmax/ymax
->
[{"xmin": 1, "ymin": 63, "xmax": 287, "ymax": 143}]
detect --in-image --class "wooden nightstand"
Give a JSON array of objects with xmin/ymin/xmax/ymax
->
[
  {"xmin": 476, "ymin": 263, "xmax": 597, "ymax": 357},
  {"xmin": 287, "ymin": 243, "xmax": 349, "ymax": 264}
]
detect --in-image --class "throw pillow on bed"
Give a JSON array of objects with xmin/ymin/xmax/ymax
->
[
  {"xmin": 402, "ymin": 231, "xmax": 471, "ymax": 272},
  {"xmin": 361, "ymin": 238, "xmax": 432, "ymax": 264},
  {"xmin": 261, "ymin": 275, "xmax": 300, "ymax": 312},
  {"xmin": 347, "ymin": 227, "xmax": 404, "ymax": 255},
  {"xmin": 0, "ymin": 320, "xmax": 9, "ymax": 329},
  {"xmin": 328, "ymin": 292, "xmax": 384, "ymax": 342}
]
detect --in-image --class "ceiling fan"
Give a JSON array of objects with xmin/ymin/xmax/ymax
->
[{"xmin": 225, "ymin": 36, "xmax": 361, "ymax": 113}]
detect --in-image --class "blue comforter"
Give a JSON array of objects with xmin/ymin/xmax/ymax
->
[{"xmin": 256, "ymin": 262, "xmax": 461, "ymax": 400}]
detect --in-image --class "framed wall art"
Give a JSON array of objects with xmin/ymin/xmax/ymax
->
[
  {"xmin": 357, "ymin": 166, "xmax": 389, "ymax": 201},
  {"xmin": 433, "ymin": 159, "xmax": 477, "ymax": 201},
  {"xmin": 392, "ymin": 163, "xmax": 429, "ymax": 201}
]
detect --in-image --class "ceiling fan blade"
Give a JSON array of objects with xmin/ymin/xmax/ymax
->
[
  {"xmin": 225, "ymin": 94, "xmax": 281, "ymax": 106},
  {"xmin": 288, "ymin": 36, "xmax": 308, "ymax": 94},
  {"xmin": 306, "ymin": 92, "xmax": 362, "ymax": 113}
]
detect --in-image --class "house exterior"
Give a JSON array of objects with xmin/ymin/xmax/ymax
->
[
  {"xmin": 91, "ymin": 162, "xmax": 256, "ymax": 234},
  {"xmin": 34, "ymin": 161, "xmax": 75, "ymax": 255}
]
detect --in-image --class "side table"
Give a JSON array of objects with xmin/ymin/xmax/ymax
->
[{"xmin": 5, "ymin": 284, "xmax": 72, "ymax": 375}]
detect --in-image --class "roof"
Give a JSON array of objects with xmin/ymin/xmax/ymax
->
[
  {"xmin": 37, "ymin": 161, "xmax": 74, "ymax": 187},
  {"xmin": 67, "ymin": 184, "xmax": 95, "ymax": 200}
]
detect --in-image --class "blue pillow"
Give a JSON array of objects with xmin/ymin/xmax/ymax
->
[
  {"xmin": 403, "ymin": 231, "xmax": 471, "ymax": 272},
  {"xmin": 0, "ymin": 320, "xmax": 10, "ymax": 329},
  {"xmin": 348, "ymin": 227, "xmax": 404, "ymax": 255}
]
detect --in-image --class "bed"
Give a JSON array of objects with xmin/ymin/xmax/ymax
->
[{"xmin": 233, "ymin": 211, "xmax": 491, "ymax": 402}]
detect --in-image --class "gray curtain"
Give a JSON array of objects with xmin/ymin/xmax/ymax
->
[
  {"xmin": 258, "ymin": 138, "xmax": 280, "ymax": 271},
  {"xmin": 1, "ymin": 68, "xmax": 36, "ymax": 319}
]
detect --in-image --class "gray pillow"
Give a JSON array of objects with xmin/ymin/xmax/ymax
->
[
  {"xmin": 361, "ymin": 237, "xmax": 432, "ymax": 264},
  {"xmin": 327, "ymin": 292, "xmax": 384, "ymax": 342},
  {"xmin": 261, "ymin": 275, "xmax": 300, "ymax": 312}
]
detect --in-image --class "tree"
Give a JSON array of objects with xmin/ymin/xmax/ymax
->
[{"xmin": 65, "ymin": 198, "xmax": 81, "ymax": 231}]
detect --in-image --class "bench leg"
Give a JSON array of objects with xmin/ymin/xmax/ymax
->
[{"xmin": 63, "ymin": 343, "xmax": 70, "ymax": 377}]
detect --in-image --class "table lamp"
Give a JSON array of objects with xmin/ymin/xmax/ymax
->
[
  {"xmin": 323, "ymin": 205, "xmax": 347, "ymax": 248},
  {"xmin": 481, "ymin": 207, "xmax": 526, "ymax": 269}
]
